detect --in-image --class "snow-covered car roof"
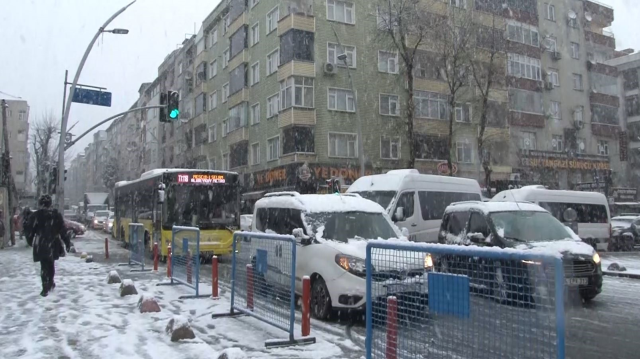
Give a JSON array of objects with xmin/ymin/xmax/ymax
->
[
  {"xmin": 445, "ymin": 201, "xmax": 549, "ymax": 215},
  {"xmin": 255, "ymin": 192, "xmax": 387, "ymax": 214},
  {"xmin": 492, "ymin": 186, "xmax": 608, "ymax": 205},
  {"xmin": 347, "ymin": 169, "xmax": 481, "ymax": 193}
]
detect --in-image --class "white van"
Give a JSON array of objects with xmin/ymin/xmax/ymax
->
[
  {"xmin": 491, "ymin": 186, "xmax": 611, "ymax": 250},
  {"xmin": 346, "ymin": 169, "xmax": 483, "ymax": 242}
]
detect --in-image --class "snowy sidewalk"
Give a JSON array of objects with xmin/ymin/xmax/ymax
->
[
  {"xmin": 601, "ymin": 252, "xmax": 640, "ymax": 279},
  {"xmin": 0, "ymin": 239, "xmax": 361, "ymax": 359}
]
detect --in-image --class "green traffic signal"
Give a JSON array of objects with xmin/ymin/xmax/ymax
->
[{"xmin": 169, "ymin": 109, "xmax": 180, "ymax": 119}]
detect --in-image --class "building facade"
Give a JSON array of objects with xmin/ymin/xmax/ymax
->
[{"xmin": 0, "ymin": 92, "xmax": 30, "ymax": 195}]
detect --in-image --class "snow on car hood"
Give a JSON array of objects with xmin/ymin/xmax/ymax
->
[{"xmin": 515, "ymin": 239, "xmax": 595, "ymax": 258}]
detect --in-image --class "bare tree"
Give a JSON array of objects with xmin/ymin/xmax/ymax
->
[
  {"xmin": 376, "ymin": 0, "xmax": 435, "ymax": 168},
  {"xmin": 30, "ymin": 112, "xmax": 60, "ymax": 197}
]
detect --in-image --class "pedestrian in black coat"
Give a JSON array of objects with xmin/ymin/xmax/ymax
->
[{"xmin": 26, "ymin": 195, "xmax": 71, "ymax": 297}]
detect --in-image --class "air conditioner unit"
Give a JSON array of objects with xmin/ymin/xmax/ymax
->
[
  {"xmin": 545, "ymin": 81, "xmax": 554, "ymax": 90},
  {"xmin": 553, "ymin": 51, "xmax": 562, "ymax": 60},
  {"xmin": 323, "ymin": 62, "xmax": 337, "ymax": 75},
  {"xmin": 575, "ymin": 117, "xmax": 584, "ymax": 129}
]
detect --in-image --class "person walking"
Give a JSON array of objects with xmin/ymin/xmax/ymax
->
[
  {"xmin": 26, "ymin": 195, "xmax": 70, "ymax": 297},
  {"xmin": 22, "ymin": 207, "xmax": 32, "ymax": 245}
]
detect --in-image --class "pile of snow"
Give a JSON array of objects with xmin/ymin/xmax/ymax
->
[
  {"xmin": 256, "ymin": 193, "xmax": 387, "ymax": 214},
  {"xmin": 119, "ymin": 279, "xmax": 138, "ymax": 297},
  {"xmin": 165, "ymin": 315, "xmax": 195, "ymax": 342},
  {"xmin": 80, "ymin": 252, "xmax": 88, "ymax": 259},
  {"xmin": 106, "ymin": 270, "xmax": 121, "ymax": 284},
  {"xmin": 516, "ymin": 240, "xmax": 595, "ymax": 257},
  {"xmin": 216, "ymin": 348, "xmax": 246, "ymax": 359},
  {"xmin": 137, "ymin": 294, "xmax": 161, "ymax": 313}
]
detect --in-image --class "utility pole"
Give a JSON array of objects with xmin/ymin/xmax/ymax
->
[{"xmin": 1, "ymin": 100, "xmax": 16, "ymax": 247}]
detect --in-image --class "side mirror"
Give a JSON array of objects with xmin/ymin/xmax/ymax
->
[
  {"xmin": 395, "ymin": 207, "xmax": 405, "ymax": 222},
  {"xmin": 468, "ymin": 232, "xmax": 486, "ymax": 243},
  {"xmin": 293, "ymin": 228, "xmax": 311, "ymax": 245},
  {"xmin": 157, "ymin": 183, "xmax": 166, "ymax": 204},
  {"xmin": 401, "ymin": 227, "xmax": 410, "ymax": 238}
]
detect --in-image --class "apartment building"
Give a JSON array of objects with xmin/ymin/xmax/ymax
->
[{"xmin": 0, "ymin": 92, "xmax": 30, "ymax": 194}]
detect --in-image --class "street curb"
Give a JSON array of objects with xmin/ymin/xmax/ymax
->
[{"xmin": 602, "ymin": 271, "xmax": 640, "ymax": 279}]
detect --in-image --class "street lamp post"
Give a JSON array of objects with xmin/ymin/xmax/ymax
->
[{"xmin": 56, "ymin": 1, "xmax": 135, "ymax": 210}]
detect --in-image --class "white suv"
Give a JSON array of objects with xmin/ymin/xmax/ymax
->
[{"xmin": 251, "ymin": 192, "xmax": 424, "ymax": 319}]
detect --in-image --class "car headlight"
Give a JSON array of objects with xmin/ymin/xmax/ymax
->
[
  {"xmin": 335, "ymin": 254, "xmax": 366, "ymax": 277},
  {"xmin": 108, "ymin": 223, "xmax": 113, "ymax": 227},
  {"xmin": 80, "ymin": 225, "xmax": 85, "ymax": 231},
  {"xmin": 593, "ymin": 252, "xmax": 601, "ymax": 264},
  {"xmin": 424, "ymin": 253, "xmax": 433, "ymax": 269}
]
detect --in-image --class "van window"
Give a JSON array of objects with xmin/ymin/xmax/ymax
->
[
  {"xmin": 353, "ymin": 191, "xmax": 396, "ymax": 209},
  {"xmin": 395, "ymin": 192, "xmax": 415, "ymax": 218},
  {"xmin": 539, "ymin": 202, "xmax": 608, "ymax": 224},
  {"xmin": 468, "ymin": 213, "xmax": 490, "ymax": 238},
  {"xmin": 419, "ymin": 192, "xmax": 482, "ymax": 220},
  {"xmin": 255, "ymin": 208, "xmax": 305, "ymax": 234},
  {"xmin": 447, "ymin": 211, "xmax": 470, "ymax": 236}
]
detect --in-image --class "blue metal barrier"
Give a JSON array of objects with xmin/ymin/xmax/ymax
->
[
  {"xmin": 365, "ymin": 242, "xmax": 565, "ymax": 359},
  {"xmin": 118, "ymin": 223, "xmax": 150, "ymax": 272},
  {"xmin": 164, "ymin": 226, "xmax": 208, "ymax": 299},
  {"xmin": 212, "ymin": 232, "xmax": 315, "ymax": 348}
]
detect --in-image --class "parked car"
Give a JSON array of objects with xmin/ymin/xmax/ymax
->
[
  {"xmin": 240, "ymin": 214, "xmax": 253, "ymax": 231},
  {"xmin": 491, "ymin": 186, "xmax": 611, "ymax": 251},
  {"xmin": 251, "ymin": 192, "xmax": 426, "ymax": 319},
  {"xmin": 611, "ymin": 215, "xmax": 640, "ymax": 247},
  {"xmin": 347, "ymin": 169, "xmax": 483, "ymax": 242},
  {"xmin": 103, "ymin": 212, "xmax": 115, "ymax": 233},
  {"xmin": 63, "ymin": 209, "xmax": 77, "ymax": 221},
  {"xmin": 91, "ymin": 210, "xmax": 111, "ymax": 229},
  {"xmin": 438, "ymin": 201, "xmax": 603, "ymax": 302},
  {"xmin": 64, "ymin": 219, "xmax": 86, "ymax": 239}
]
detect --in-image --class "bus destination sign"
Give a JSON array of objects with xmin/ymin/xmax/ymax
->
[{"xmin": 177, "ymin": 173, "xmax": 226, "ymax": 184}]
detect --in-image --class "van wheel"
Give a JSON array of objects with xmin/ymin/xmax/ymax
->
[{"xmin": 311, "ymin": 276, "xmax": 332, "ymax": 320}]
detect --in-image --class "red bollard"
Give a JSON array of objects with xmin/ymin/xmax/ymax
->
[
  {"xmin": 105, "ymin": 238, "xmax": 109, "ymax": 259},
  {"xmin": 385, "ymin": 296, "xmax": 398, "ymax": 359},
  {"xmin": 212, "ymin": 256, "xmax": 219, "ymax": 299},
  {"xmin": 153, "ymin": 242, "xmax": 159, "ymax": 271},
  {"xmin": 167, "ymin": 245, "xmax": 172, "ymax": 278},
  {"xmin": 246, "ymin": 264, "xmax": 254, "ymax": 310},
  {"xmin": 186, "ymin": 249, "xmax": 193, "ymax": 284},
  {"xmin": 302, "ymin": 276, "xmax": 311, "ymax": 337}
]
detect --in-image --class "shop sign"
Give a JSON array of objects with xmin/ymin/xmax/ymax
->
[
  {"xmin": 250, "ymin": 163, "xmax": 374, "ymax": 190},
  {"xmin": 520, "ymin": 157, "xmax": 610, "ymax": 170},
  {"xmin": 437, "ymin": 162, "xmax": 458, "ymax": 175},
  {"xmin": 612, "ymin": 187, "xmax": 637, "ymax": 202}
]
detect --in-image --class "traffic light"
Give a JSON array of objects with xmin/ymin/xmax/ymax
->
[
  {"xmin": 64, "ymin": 168, "xmax": 68, "ymax": 181},
  {"xmin": 167, "ymin": 91, "xmax": 180, "ymax": 121},
  {"xmin": 159, "ymin": 92, "xmax": 168, "ymax": 123}
]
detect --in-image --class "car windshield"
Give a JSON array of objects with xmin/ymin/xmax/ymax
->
[
  {"xmin": 351, "ymin": 191, "xmax": 397, "ymax": 209},
  {"xmin": 95, "ymin": 211, "xmax": 110, "ymax": 217},
  {"xmin": 305, "ymin": 211, "xmax": 398, "ymax": 243},
  {"xmin": 490, "ymin": 211, "xmax": 571, "ymax": 243}
]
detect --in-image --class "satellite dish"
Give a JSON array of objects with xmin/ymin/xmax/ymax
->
[
  {"xmin": 585, "ymin": 12, "xmax": 592, "ymax": 21},
  {"xmin": 579, "ymin": 142, "xmax": 586, "ymax": 150},
  {"xmin": 568, "ymin": 11, "xmax": 577, "ymax": 20}
]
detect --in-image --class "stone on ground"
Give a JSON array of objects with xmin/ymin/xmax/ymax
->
[
  {"xmin": 69, "ymin": 246, "xmax": 77, "ymax": 253},
  {"xmin": 106, "ymin": 270, "xmax": 121, "ymax": 284},
  {"xmin": 80, "ymin": 252, "xmax": 88, "ymax": 259},
  {"xmin": 119, "ymin": 279, "xmax": 138, "ymax": 297},
  {"xmin": 217, "ymin": 348, "xmax": 246, "ymax": 359},
  {"xmin": 165, "ymin": 316, "xmax": 195, "ymax": 342},
  {"xmin": 608, "ymin": 262, "xmax": 627, "ymax": 272},
  {"xmin": 85, "ymin": 255, "xmax": 94, "ymax": 263},
  {"xmin": 137, "ymin": 294, "xmax": 161, "ymax": 313}
]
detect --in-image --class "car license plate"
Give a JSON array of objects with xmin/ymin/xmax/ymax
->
[
  {"xmin": 385, "ymin": 282, "xmax": 424, "ymax": 295},
  {"xmin": 565, "ymin": 277, "xmax": 588, "ymax": 286}
]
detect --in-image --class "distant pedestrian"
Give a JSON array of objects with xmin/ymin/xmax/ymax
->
[
  {"xmin": 13, "ymin": 208, "xmax": 21, "ymax": 241},
  {"xmin": 26, "ymin": 195, "xmax": 71, "ymax": 297},
  {"xmin": 22, "ymin": 207, "xmax": 32, "ymax": 243},
  {"xmin": 0, "ymin": 210, "xmax": 5, "ymax": 249}
]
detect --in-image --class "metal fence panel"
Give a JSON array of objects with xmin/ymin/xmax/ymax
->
[
  {"xmin": 366, "ymin": 242, "xmax": 565, "ymax": 359},
  {"xmin": 171, "ymin": 226, "xmax": 202, "ymax": 295},
  {"xmin": 128, "ymin": 223, "xmax": 145, "ymax": 269}
]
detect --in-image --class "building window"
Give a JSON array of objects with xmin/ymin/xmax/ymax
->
[
  {"xmin": 509, "ymin": 89, "xmax": 543, "ymax": 114},
  {"xmin": 223, "ymin": 14, "xmax": 230, "ymax": 34},
  {"xmin": 250, "ymin": 0, "xmax": 259, "ymax": 8},
  {"xmin": 329, "ymin": 132, "xmax": 357, "ymax": 158},
  {"xmin": 209, "ymin": 157, "xmax": 216, "ymax": 170},
  {"xmin": 211, "ymin": 28, "xmax": 218, "ymax": 45},
  {"xmin": 327, "ymin": 43, "xmax": 356, "ymax": 68},
  {"xmin": 251, "ymin": 142, "xmax": 261, "ymax": 165},
  {"xmin": 251, "ymin": 102, "xmax": 261, "ymax": 125},
  {"xmin": 208, "ymin": 125, "xmax": 217, "ymax": 143},
  {"xmin": 267, "ymin": 93, "xmax": 280, "ymax": 118},
  {"xmin": 381, "ymin": 137, "xmax": 400, "ymax": 159},
  {"xmin": 327, "ymin": 0, "xmax": 355, "ymax": 25},
  {"xmin": 223, "ymin": 48, "xmax": 230, "ymax": 68},
  {"xmin": 548, "ymin": 68, "xmax": 560, "ymax": 86},
  {"xmin": 18, "ymin": 111, "xmax": 26, "ymax": 121},
  {"xmin": 546, "ymin": 3, "xmax": 555, "ymax": 21},
  {"xmin": 626, "ymin": 95, "xmax": 640, "ymax": 117},
  {"xmin": 209, "ymin": 60, "xmax": 218, "ymax": 79},
  {"xmin": 507, "ymin": 53, "xmax": 542, "ymax": 81},
  {"xmin": 552, "ymin": 135, "xmax": 564, "ymax": 152},
  {"xmin": 378, "ymin": 51, "xmax": 399, "ymax": 74},
  {"xmin": 222, "ymin": 120, "xmax": 228, "ymax": 137},
  {"xmin": 449, "ymin": 0, "xmax": 467, "ymax": 9},
  {"xmin": 415, "ymin": 91, "xmax": 448, "ymax": 120},
  {"xmin": 455, "ymin": 103, "xmax": 472, "ymax": 123},
  {"xmin": 251, "ymin": 62, "xmax": 260, "ymax": 86},
  {"xmin": 598, "ymin": 140, "xmax": 609, "ymax": 156},
  {"xmin": 573, "ymin": 105, "xmax": 584, "ymax": 124},
  {"xmin": 222, "ymin": 83, "xmax": 229, "ymax": 102},
  {"xmin": 280, "ymin": 29, "xmax": 315, "ymax": 64},
  {"xmin": 267, "ymin": 48, "xmax": 280, "ymax": 75},
  {"xmin": 209, "ymin": 91, "xmax": 218, "ymax": 110},
  {"xmin": 570, "ymin": 42, "xmax": 580, "ymax": 59},
  {"xmin": 576, "ymin": 138, "xmax": 586, "ymax": 154},
  {"xmin": 572, "ymin": 73, "xmax": 583, "ymax": 90},
  {"xmin": 266, "ymin": 6, "xmax": 279, "ymax": 34},
  {"xmin": 415, "ymin": 135, "xmax": 448, "ymax": 160},
  {"xmin": 506, "ymin": 21, "xmax": 540, "ymax": 47},
  {"xmin": 267, "ymin": 136, "xmax": 280, "ymax": 161},
  {"xmin": 280, "ymin": 77, "xmax": 314, "ymax": 110},
  {"xmin": 178, "ymin": 61, "xmax": 183, "ymax": 74},
  {"xmin": 222, "ymin": 153, "xmax": 229, "ymax": 171},
  {"xmin": 546, "ymin": 37, "xmax": 557, "ymax": 52},
  {"xmin": 283, "ymin": 127, "xmax": 315, "ymax": 154},
  {"xmin": 328, "ymin": 88, "xmax": 355, "ymax": 112},
  {"xmin": 251, "ymin": 22, "xmax": 260, "ymax": 46},
  {"xmin": 520, "ymin": 131, "xmax": 536, "ymax": 150},
  {"xmin": 379, "ymin": 94, "xmax": 399, "ymax": 116},
  {"xmin": 549, "ymin": 101, "xmax": 561, "ymax": 119},
  {"xmin": 456, "ymin": 141, "xmax": 473, "ymax": 163},
  {"xmin": 228, "ymin": 103, "xmax": 248, "ymax": 133}
]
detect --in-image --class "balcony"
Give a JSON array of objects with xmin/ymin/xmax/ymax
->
[
  {"xmin": 587, "ymin": 61, "xmax": 618, "ymax": 77},
  {"xmin": 584, "ymin": 0, "xmax": 614, "ymax": 27},
  {"xmin": 585, "ymin": 30, "xmax": 616, "ymax": 49},
  {"xmin": 228, "ymin": 88, "xmax": 249, "ymax": 108},
  {"xmin": 590, "ymin": 92, "xmax": 619, "ymax": 107},
  {"xmin": 508, "ymin": 111, "xmax": 545, "ymax": 128},
  {"xmin": 228, "ymin": 13, "xmax": 247, "ymax": 36},
  {"xmin": 278, "ymin": 108, "xmax": 316, "ymax": 128},
  {"xmin": 277, "ymin": 61, "xmax": 316, "ymax": 81},
  {"xmin": 228, "ymin": 49, "xmax": 248, "ymax": 70},
  {"xmin": 591, "ymin": 123, "xmax": 620, "ymax": 138},
  {"xmin": 226, "ymin": 127, "xmax": 248, "ymax": 145},
  {"xmin": 278, "ymin": 13, "xmax": 315, "ymax": 36}
]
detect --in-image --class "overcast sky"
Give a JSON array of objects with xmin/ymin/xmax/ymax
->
[{"xmin": 0, "ymin": 0, "xmax": 638, "ymax": 164}]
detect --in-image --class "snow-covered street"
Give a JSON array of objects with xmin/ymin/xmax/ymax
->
[{"xmin": 0, "ymin": 233, "xmax": 363, "ymax": 359}]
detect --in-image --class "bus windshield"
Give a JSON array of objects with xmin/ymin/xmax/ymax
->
[{"xmin": 166, "ymin": 184, "xmax": 237, "ymax": 229}]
